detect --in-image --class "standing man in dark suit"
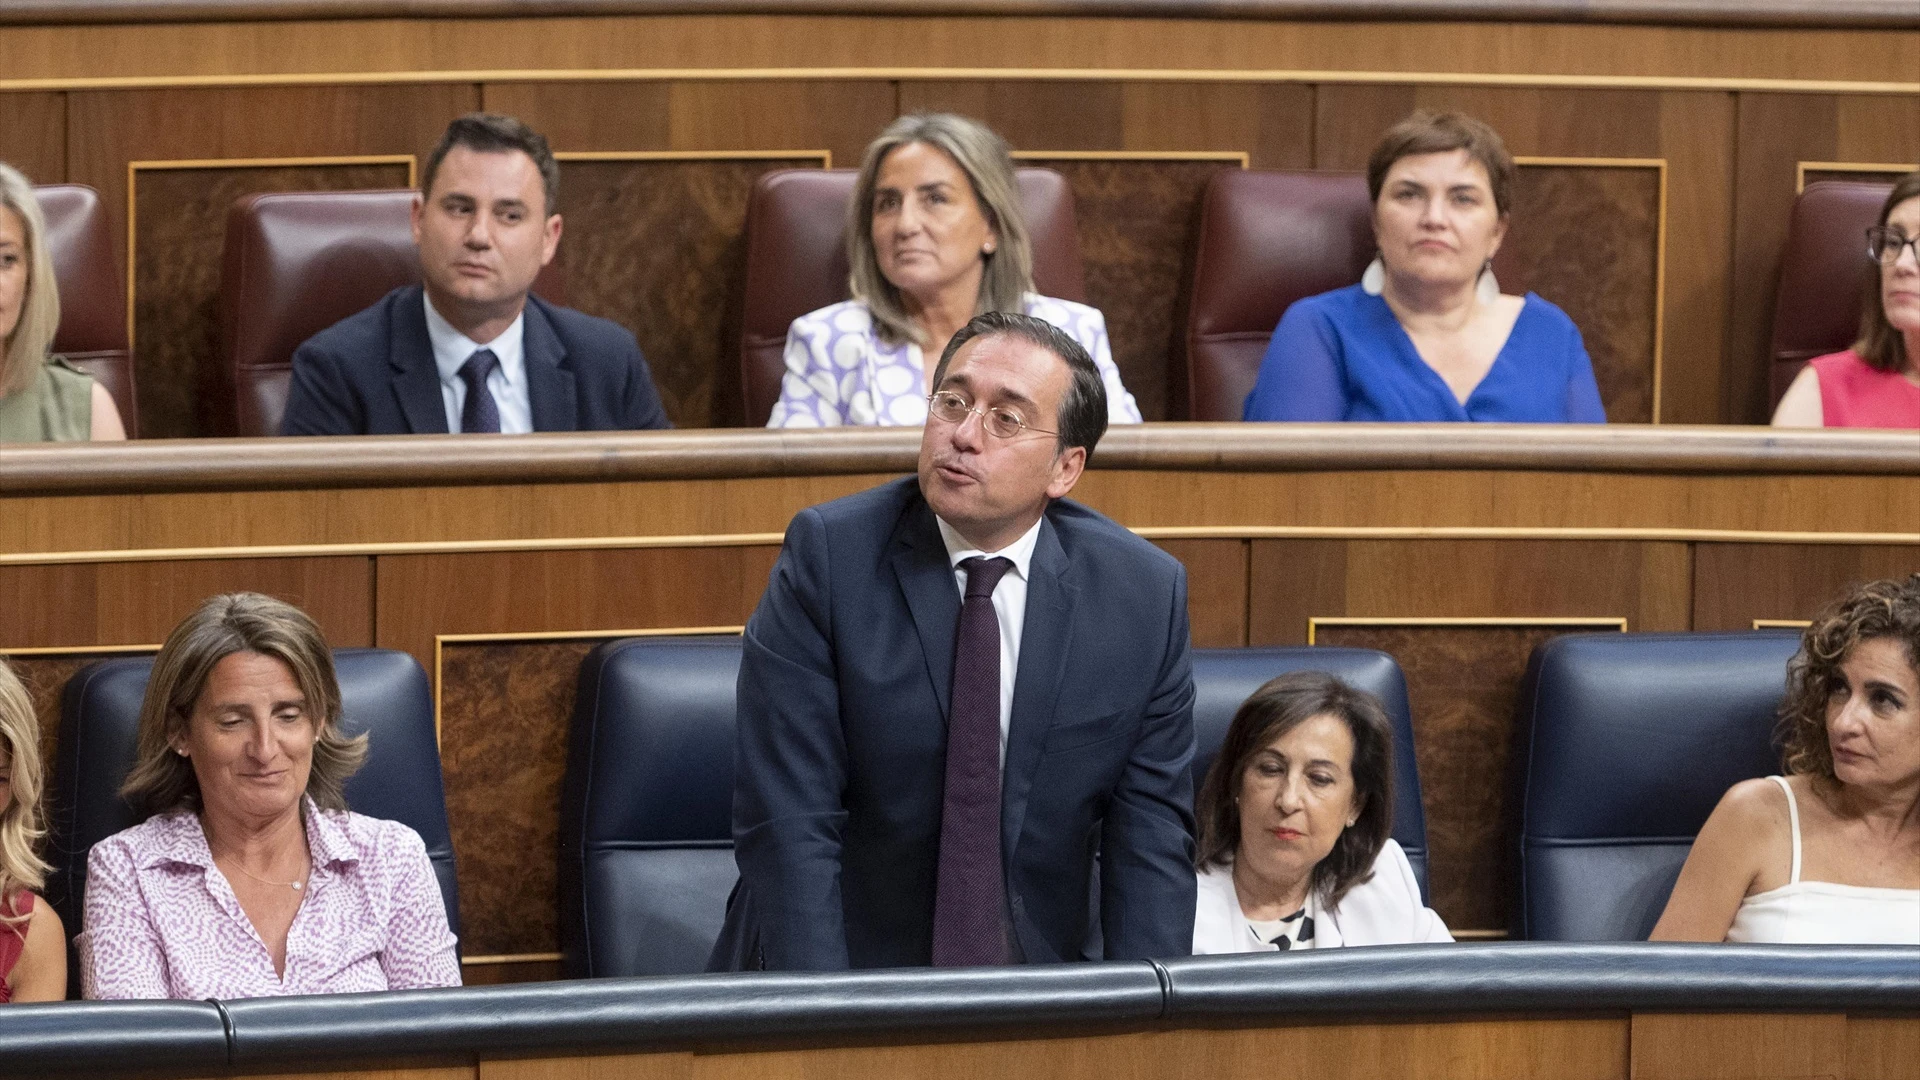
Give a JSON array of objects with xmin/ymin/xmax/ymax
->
[
  {"xmin": 280, "ymin": 114, "xmax": 670, "ymax": 435},
  {"xmin": 715, "ymin": 311, "xmax": 1196, "ymax": 970}
]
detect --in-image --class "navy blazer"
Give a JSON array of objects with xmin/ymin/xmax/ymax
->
[
  {"xmin": 279, "ymin": 285, "xmax": 671, "ymax": 435},
  {"xmin": 716, "ymin": 477, "xmax": 1198, "ymax": 970}
]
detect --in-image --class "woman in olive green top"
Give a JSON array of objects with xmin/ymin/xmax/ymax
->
[{"xmin": 0, "ymin": 163, "xmax": 125, "ymax": 442}]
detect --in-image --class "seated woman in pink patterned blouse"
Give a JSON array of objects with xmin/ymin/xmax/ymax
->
[
  {"xmin": 76, "ymin": 593, "xmax": 459, "ymax": 1000},
  {"xmin": 767, "ymin": 112, "xmax": 1140, "ymax": 428}
]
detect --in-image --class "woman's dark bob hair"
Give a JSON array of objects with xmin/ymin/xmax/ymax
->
[
  {"xmin": 1778, "ymin": 573, "xmax": 1920, "ymax": 780},
  {"xmin": 1194, "ymin": 670, "xmax": 1395, "ymax": 909},
  {"xmin": 1853, "ymin": 171, "xmax": 1920, "ymax": 375}
]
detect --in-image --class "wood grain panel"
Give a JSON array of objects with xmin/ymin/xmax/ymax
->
[
  {"xmin": 899, "ymin": 81, "xmax": 1126, "ymax": 153},
  {"xmin": 0, "ymin": 557, "xmax": 373, "ymax": 649},
  {"xmin": 664, "ymin": 81, "xmax": 895, "ymax": 167},
  {"xmin": 1655, "ymin": 91, "xmax": 1737, "ymax": 425},
  {"xmin": 1247, "ymin": 539, "xmax": 1350, "ymax": 647},
  {"xmin": 1152, "ymin": 538, "xmax": 1247, "ymax": 647},
  {"xmin": 1631, "ymin": 1013, "xmax": 1846, "ymax": 1080},
  {"xmin": 130, "ymin": 160, "xmax": 411, "ymax": 438},
  {"xmin": 1693, "ymin": 543, "xmax": 1920, "ymax": 629},
  {"xmin": 1331, "ymin": 540, "xmax": 1690, "ymax": 628},
  {"xmin": 1850, "ymin": 1016, "xmax": 1920, "ymax": 1080},
  {"xmin": 0, "ymin": 92, "xmax": 65, "ymax": 185},
  {"xmin": 481, "ymin": 82, "xmax": 674, "ymax": 153},
  {"xmin": 556, "ymin": 156, "xmax": 828, "ymax": 429},
  {"xmin": 1312, "ymin": 621, "xmax": 1620, "ymax": 932},
  {"xmin": 1, "ymin": 649, "xmax": 155, "ymax": 785},
  {"xmin": 1117, "ymin": 83, "xmax": 1315, "ymax": 170}
]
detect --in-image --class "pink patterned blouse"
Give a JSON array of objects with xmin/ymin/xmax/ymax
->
[{"xmin": 77, "ymin": 800, "xmax": 460, "ymax": 1000}]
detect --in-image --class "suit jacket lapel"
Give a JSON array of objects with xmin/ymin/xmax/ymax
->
[
  {"xmin": 890, "ymin": 496, "xmax": 961, "ymax": 722},
  {"xmin": 1001, "ymin": 514, "xmax": 1076, "ymax": 852},
  {"xmin": 390, "ymin": 286, "xmax": 449, "ymax": 434},
  {"xmin": 522, "ymin": 300, "xmax": 578, "ymax": 432}
]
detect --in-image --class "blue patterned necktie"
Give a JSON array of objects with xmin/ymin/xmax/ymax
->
[
  {"xmin": 931, "ymin": 555, "xmax": 1015, "ymax": 966},
  {"xmin": 458, "ymin": 348, "xmax": 501, "ymax": 433}
]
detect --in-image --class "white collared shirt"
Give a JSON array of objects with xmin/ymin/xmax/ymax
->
[
  {"xmin": 934, "ymin": 514, "xmax": 1043, "ymax": 766},
  {"xmin": 423, "ymin": 292, "xmax": 532, "ymax": 434}
]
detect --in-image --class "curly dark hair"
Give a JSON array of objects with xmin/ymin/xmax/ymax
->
[
  {"xmin": 1194, "ymin": 671, "xmax": 1394, "ymax": 910},
  {"xmin": 1778, "ymin": 573, "xmax": 1920, "ymax": 779}
]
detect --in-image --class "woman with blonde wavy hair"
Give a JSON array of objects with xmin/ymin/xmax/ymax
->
[
  {"xmin": 0, "ymin": 162, "xmax": 124, "ymax": 442},
  {"xmin": 0, "ymin": 658, "xmax": 67, "ymax": 1001},
  {"xmin": 1653, "ymin": 574, "xmax": 1920, "ymax": 942}
]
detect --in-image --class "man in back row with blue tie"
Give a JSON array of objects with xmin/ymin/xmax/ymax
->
[
  {"xmin": 713, "ymin": 311, "xmax": 1197, "ymax": 970},
  {"xmin": 280, "ymin": 113, "xmax": 670, "ymax": 435}
]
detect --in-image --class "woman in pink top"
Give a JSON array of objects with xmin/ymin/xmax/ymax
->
[
  {"xmin": 77, "ymin": 593, "xmax": 459, "ymax": 999},
  {"xmin": 0, "ymin": 659, "xmax": 65, "ymax": 1002},
  {"xmin": 1773, "ymin": 171, "xmax": 1920, "ymax": 429}
]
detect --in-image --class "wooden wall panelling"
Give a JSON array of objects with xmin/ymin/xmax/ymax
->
[
  {"xmin": 0, "ymin": 646, "xmax": 158, "ymax": 786},
  {"xmin": 1630, "ymin": 1013, "xmax": 1846, "ymax": 1080},
  {"xmin": 1729, "ymin": 93, "xmax": 1920, "ymax": 423},
  {"xmin": 1653, "ymin": 91, "xmax": 1737, "ymax": 426},
  {"xmin": 376, "ymin": 546, "xmax": 777, "ymax": 963},
  {"xmin": 65, "ymin": 84, "xmax": 478, "ymax": 437},
  {"xmin": 553, "ymin": 153, "xmax": 831, "ymax": 428},
  {"xmin": 1849, "ymin": 1016, "xmax": 1920, "ymax": 1080},
  {"xmin": 1692, "ymin": 542, "xmax": 1920, "ymax": 629},
  {"xmin": 0, "ymin": 92, "xmax": 66, "ymax": 185},
  {"xmin": 129, "ymin": 157, "xmax": 414, "ymax": 439},
  {"xmin": 1151, "ymin": 538, "xmax": 1249, "ymax": 647},
  {"xmin": 1799, "ymin": 163, "xmax": 1917, "ymax": 191}
]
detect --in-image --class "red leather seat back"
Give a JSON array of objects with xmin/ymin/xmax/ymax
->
[
  {"xmin": 739, "ymin": 167, "xmax": 1086, "ymax": 427},
  {"xmin": 221, "ymin": 189, "xmax": 565, "ymax": 436},
  {"xmin": 34, "ymin": 184, "xmax": 137, "ymax": 437},
  {"xmin": 1185, "ymin": 170, "xmax": 1375, "ymax": 421},
  {"xmin": 1768, "ymin": 180, "xmax": 1893, "ymax": 407}
]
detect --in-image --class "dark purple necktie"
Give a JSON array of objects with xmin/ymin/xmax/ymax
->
[
  {"xmin": 458, "ymin": 348, "xmax": 501, "ymax": 433},
  {"xmin": 932, "ymin": 555, "xmax": 1014, "ymax": 967}
]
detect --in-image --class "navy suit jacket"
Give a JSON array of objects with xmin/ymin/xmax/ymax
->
[
  {"xmin": 715, "ymin": 476, "xmax": 1197, "ymax": 971},
  {"xmin": 279, "ymin": 285, "xmax": 671, "ymax": 435}
]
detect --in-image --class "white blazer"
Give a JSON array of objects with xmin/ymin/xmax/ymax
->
[{"xmin": 1192, "ymin": 839, "xmax": 1453, "ymax": 953}]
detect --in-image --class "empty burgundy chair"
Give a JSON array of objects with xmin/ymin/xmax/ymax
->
[
  {"xmin": 1184, "ymin": 170, "xmax": 1375, "ymax": 421},
  {"xmin": 220, "ymin": 189, "xmax": 564, "ymax": 437},
  {"xmin": 33, "ymin": 185, "xmax": 137, "ymax": 437},
  {"xmin": 1768, "ymin": 180, "xmax": 1895, "ymax": 409},
  {"xmin": 738, "ymin": 168, "xmax": 1086, "ymax": 427}
]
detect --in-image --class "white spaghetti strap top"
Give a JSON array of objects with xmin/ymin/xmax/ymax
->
[{"xmin": 1725, "ymin": 776, "xmax": 1920, "ymax": 945}]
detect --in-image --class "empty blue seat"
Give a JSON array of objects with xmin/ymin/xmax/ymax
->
[
  {"xmin": 1513, "ymin": 631, "xmax": 1803, "ymax": 941},
  {"xmin": 46, "ymin": 650, "xmax": 462, "ymax": 961}
]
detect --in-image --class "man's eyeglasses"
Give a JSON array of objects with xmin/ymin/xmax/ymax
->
[
  {"xmin": 926, "ymin": 390, "xmax": 1056, "ymax": 439},
  {"xmin": 1866, "ymin": 226, "xmax": 1920, "ymax": 267}
]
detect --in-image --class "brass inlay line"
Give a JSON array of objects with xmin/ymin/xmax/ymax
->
[
  {"xmin": 0, "ymin": 643, "xmax": 161, "ymax": 657},
  {"xmin": 1513, "ymin": 156, "xmax": 1668, "ymax": 423},
  {"xmin": 1795, "ymin": 160, "xmax": 1919, "ymax": 194},
  {"xmin": 1753, "ymin": 619, "xmax": 1813, "ymax": 629},
  {"xmin": 462, "ymin": 952, "xmax": 564, "ymax": 966},
  {"xmin": 5, "ymin": 67, "xmax": 1920, "ymax": 97},
  {"xmin": 4, "ymin": 524, "xmax": 1917, "ymax": 568},
  {"xmin": 556, "ymin": 149, "xmax": 834, "ymax": 167},
  {"xmin": 1306, "ymin": 615, "xmax": 1628, "ymax": 645},
  {"xmin": 431, "ymin": 624, "xmax": 743, "ymax": 742},
  {"xmin": 124, "ymin": 154, "xmax": 420, "ymax": 361},
  {"xmin": 1015, "ymin": 150, "xmax": 1250, "ymax": 166}
]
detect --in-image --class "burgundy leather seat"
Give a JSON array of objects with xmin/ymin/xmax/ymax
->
[
  {"xmin": 220, "ymin": 189, "xmax": 564, "ymax": 437},
  {"xmin": 738, "ymin": 168, "xmax": 1087, "ymax": 427},
  {"xmin": 1185, "ymin": 170, "xmax": 1375, "ymax": 421},
  {"xmin": 1768, "ymin": 179, "xmax": 1894, "ymax": 408},
  {"xmin": 34, "ymin": 185, "xmax": 138, "ymax": 437}
]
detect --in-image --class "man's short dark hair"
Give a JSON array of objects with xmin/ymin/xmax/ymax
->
[
  {"xmin": 930, "ymin": 311, "xmax": 1108, "ymax": 458},
  {"xmin": 422, "ymin": 113, "xmax": 560, "ymax": 216}
]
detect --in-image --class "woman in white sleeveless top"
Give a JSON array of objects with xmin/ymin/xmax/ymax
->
[{"xmin": 1652, "ymin": 574, "xmax": 1920, "ymax": 944}]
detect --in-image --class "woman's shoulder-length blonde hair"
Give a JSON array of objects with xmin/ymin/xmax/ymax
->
[
  {"xmin": 0, "ymin": 162, "xmax": 62, "ymax": 400},
  {"xmin": 847, "ymin": 112, "xmax": 1035, "ymax": 348},
  {"xmin": 120, "ymin": 593, "xmax": 368, "ymax": 818},
  {"xmin": 0, "ymin": 658, "xmax": 51, "ymax": 919},
  {"xmin": 1778, "ymin": 573, "xmax": 1920, "ymax": 781}
]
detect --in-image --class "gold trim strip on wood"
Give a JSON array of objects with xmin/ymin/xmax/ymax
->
[
  {"xmin": 432, "ymin": 624, "xmax": 743, "ymax": 742},
  {"xmin": 462, "ymin": 952, "xmax": 564, "ymax": 966},
  {"xmin": 1015, "ymin": 150, "xmax": 1250, "ymax": 167},
  {"xmin": 125, "ymin": 154, "xmax": 420, "ymax": 359},
  {"xmin": 556, "ymin": 149, "xmax": 834, "ymax": 167},
  {"xmin": 1513, "ymin": 156, "xmax": 1667, "ymax": 423},
  {"xmin": 1753, "ymin": 619, "xmax": 1813, "ymax": 629},
  {"xmin": 1795, "ymin": 160, "xmax": 1919, "ymax": 193},
  {"xmin": 5, "ymin": 524, "xmax": 1918, "ymax": 568},
  {"xmin": 1451, "ymin": 929, "xmax": 1509, "ymax": 940},
  {"xmin": 1306, "ymin": 616, "xmax": 1628, "ymax": 645},
  {"xmin": 0, "ymin": 643, "xmax": 161, "ymax": 657},
  {"xmin": 6, "ymin": 67, "xmax": 1920, "ymax": 96}
]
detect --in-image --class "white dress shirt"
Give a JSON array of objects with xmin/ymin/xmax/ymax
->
[
  {"xmin": 423, "ymin": 292, "xmax": 532, "ymax": 434},
  {"xmin": 1191, "ymin": 840, "xmax": 1452, "ymax": 953},
  {"xmin": 934, "ymin": 514, "xmax": 1043, "ymax": 765}
]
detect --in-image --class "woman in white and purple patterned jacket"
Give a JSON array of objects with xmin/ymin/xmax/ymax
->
[{"xmin": 767, "ymin": 113, "xmax": 1140, "ymax": 429}]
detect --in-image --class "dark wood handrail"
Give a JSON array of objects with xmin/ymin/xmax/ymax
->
[
  {"xmin": 2, "ymin": 0, "xmax": 1916, "ymax": 29},
  {"xmin": 2, "ymin": 424, "xmax": 1915, "ymax": 496}
]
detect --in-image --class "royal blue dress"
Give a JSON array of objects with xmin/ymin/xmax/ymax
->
[{"xmin": 1241, "ymin": 284, "xmax": 1607, "ymax": 423}]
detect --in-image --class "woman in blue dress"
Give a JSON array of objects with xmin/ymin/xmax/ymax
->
[{"xmin": 1243, "ymin": 112, "xmax": 1605, "ymax": 423}]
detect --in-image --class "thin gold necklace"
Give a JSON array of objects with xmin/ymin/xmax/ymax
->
[{"xmin": 213, "ymin": 850, "xmax": 308, "ymax": 892}]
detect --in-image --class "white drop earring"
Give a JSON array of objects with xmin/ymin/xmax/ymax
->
[
  {"xmin": 1476, "ymin": 261, "xmax": 1500, "ymax": 305},
  {"xmin": 1360, "ymin": 256, "xmax": 1386, "ymax": 296}
]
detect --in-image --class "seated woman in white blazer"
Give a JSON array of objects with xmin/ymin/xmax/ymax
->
[{"xmin": 1193, "ymin": 671, "xmax": 1451, "ymax": 952}]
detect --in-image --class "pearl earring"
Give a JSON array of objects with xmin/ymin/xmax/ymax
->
[
  {"xmin": 1476, "ymin": 261, "xmax": 1500, "ymax": 305},
  {"xmin": 1360, "ymin": 256, "xmax": 1386, "ymax": 296}
]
